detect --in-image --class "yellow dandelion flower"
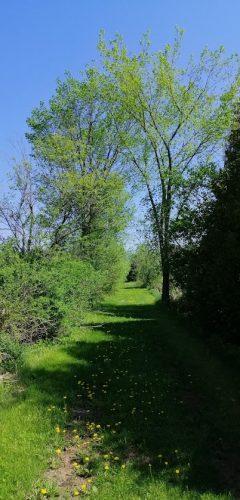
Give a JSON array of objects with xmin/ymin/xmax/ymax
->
[
  {"xmin": 175, "ymin": 469, "xmax": 180, "ymax": 474},
  {"xmin": 73, "ymin": 489, "xmax": 80, "ymax": 496},
  {"xmin": 55, "ymin": 448, "xmax": 61, "ymax": 455},
  {"xmin": 81, "ymin": 483, "xmax": 87, "ymax": 492},
  {"xmin": 40, "ymin": 488, "xmax": 47, "ymax": 495},
  {"xmin": 55, "ymin": 426, "xmax": 61, "ymax": 433}
]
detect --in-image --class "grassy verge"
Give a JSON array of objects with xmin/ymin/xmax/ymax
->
[{"xmin": 0, "ymin": 283, "xmax": 239, "ymax": 499}]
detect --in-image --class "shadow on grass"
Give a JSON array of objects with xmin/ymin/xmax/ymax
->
[{"xmin": 18, "ymin": 291, "xmax": 240, "ymax": 498}]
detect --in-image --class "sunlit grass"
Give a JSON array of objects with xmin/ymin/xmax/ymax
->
[{"xmin": 0, "ymin": 284, "xmax": 238, "ymax": 498}]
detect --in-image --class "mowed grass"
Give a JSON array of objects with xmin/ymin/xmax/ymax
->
[{"xmin": 0, "ymin": 283, "xmax": 240, "ymax": 499}]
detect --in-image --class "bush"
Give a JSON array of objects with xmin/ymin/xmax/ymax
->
[
  {"xmin": 49, "ymin": 252, "xmax": 107, "ymax": 321},
  {"xmin": 129, "ymin": 244, "xmax": 161, "ymax": 289},
  {"xmin": 0, "ymin": 246, "xmax": 107, "ymax": 346},
  {"xmin": 73, "ymin": 237, "xmax": 130, "ymax": 293},
  {"xmin": 0, "ymin": 332, "xmax": 22, "ymax": 373},
  {"xmin": 0, "ymin": 248, "xmax": 60, "ymax": 343}
]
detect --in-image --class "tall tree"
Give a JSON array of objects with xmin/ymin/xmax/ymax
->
[{"xmin": 99, "ymin": 30, "xmax": 240, "ymax": 303}]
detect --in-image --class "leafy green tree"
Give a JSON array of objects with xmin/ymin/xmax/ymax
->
[
  {"xmin": 26, "ymin": 69, "xmax": 128, "ymax": 246},
  {"xmin": 99, "ymin": 30, "xmax": 240, "ymax": 303},
  {"xmin": 172, "ymin": 113, "xmax": 240, "ymax": 343}
]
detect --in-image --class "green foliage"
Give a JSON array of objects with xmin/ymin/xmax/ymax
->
[
  {"xmin": 72, "ymin": 226, "xmax": 130, "ymax": 294},
  {"xmin": 27, "ymin": 69, "xmax": 125, "ymax": 173},
  {"xmin": 39, "ymin": 170, "xmax": 130, "ymax": 249},
  {"xmin": 49, "ymin": 251, "xmax": 107, "ymax": 321},
  {"xmin": 0, "ymin": 246, "xmax": 60, "ymax": 343},
  {"xmin": 0, "ymin": 333, "xmax": 22, "ymax": 373},
  {"xmin": 99, "ymin": 29, "xmax": 240, "ymax": 302},
  {"xmin": 0, "ymin": 246, "xmax": 109, "ymax": 348},
  {"xmin": 130, "ymin": 243, "xmax": 161, "ymax": 289},
  {"xmin": 27, "ymin": 71, "xmax": 129, "ymax": 249},
  {"xmin": 172, "ymin": 116, "xmax": 240, "ymax": 343}
]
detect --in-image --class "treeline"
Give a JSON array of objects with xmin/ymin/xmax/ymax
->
[
  {"xmin": 0, "ymin": 71, "xmax": 130, "ymax": 371},
  {"xmin": 131, "ymin": 118, "xmax": 240, "ymax": 345},
  {"xmin": 1, "ymin": 29, "xmax": 240, "ymax": 371},
  {"xmin": 171, "ymin": 119, "xmax": 240, "ymax": 344}
]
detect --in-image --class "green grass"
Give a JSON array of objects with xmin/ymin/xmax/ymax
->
[{"xmin": 0, "ymin": 283, "xmax": 239, "ymax": 499}]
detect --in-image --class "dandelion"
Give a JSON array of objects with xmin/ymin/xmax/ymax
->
[
  {"xmin": 104, "ymin": 463, "xmax": 110, "ymax": 470},
  {"xmin": 55, "ymin": 448, "xmax": 61, "ymax": 455},
  {"xmin": 73, "ymin": 489, "xmax": 80, "ymax": 496},
  {"xmin": 84, "ymin": 456, "xmax": 90, "ymax": 462},
  {"xmin": 175, "ymin": 469, "xmax": 180, "ymax": 474},
  {"xmin": 55, "ymin": 426, "xmax": 61, "ymax": 433},
  {"xmin": 40, "ymin": 488, "xmax": 47, "ymax": 495},
  {"xmin": 81, "ymin": 483, "xmax": 87, "ymax": 492}
]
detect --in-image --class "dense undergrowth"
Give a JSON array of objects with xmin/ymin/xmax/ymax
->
[{"xmin": 0, "ymin": 243, "xmax": 128, "ymax": 373}]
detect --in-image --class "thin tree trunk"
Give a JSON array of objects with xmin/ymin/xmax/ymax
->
[
  {"xmin": 161, "ymin": 253, "xmax": 170, "ymax": 305},
  {"xmin": 160, "ymin": 203, "xmax": 171, "ymax": 305}
]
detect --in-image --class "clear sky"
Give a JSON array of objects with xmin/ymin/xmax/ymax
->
[{"xmin": 0, "ymin": 0, "xmax": 240, "ymax": 185}]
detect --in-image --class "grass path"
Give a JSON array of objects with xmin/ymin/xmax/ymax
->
[{"xmin": 0, "ymin": 284, "xmax": 240, "ymax": 499}]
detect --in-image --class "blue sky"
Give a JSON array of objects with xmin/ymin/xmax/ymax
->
[{"xmin": 0, "ymin": 0, "xmax": 240, "ymax": 189}]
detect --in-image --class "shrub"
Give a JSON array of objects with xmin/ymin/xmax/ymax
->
[
  {"xmin": 0, "ymin": 248, "xmax": 60, "ymax": 343},
  {"xmin": 0, "ymin": 332, "xmax": 22, "ymax": 373},
  {"xmin": 49, "ymin": 252, "xmax": 107, "ymax": 321},
  {"xmin": 0, "ymin": 246, "xmax": 107, "ymax": 346},
  {"xmin": 73, "ymin": 237, "xmax": 129, "ymax": 293},
  {"xmin": 129, "ymin": 244, "xmax": 161, "ymax": 290}
]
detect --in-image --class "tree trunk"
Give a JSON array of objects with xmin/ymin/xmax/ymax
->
[
  {"xmin": 161, "ymin": 257, "xmax": 170, "ymax": 305},
  {"xmin": 160, "ymin": 215, "xmax": 171, "ymax": 306}
]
